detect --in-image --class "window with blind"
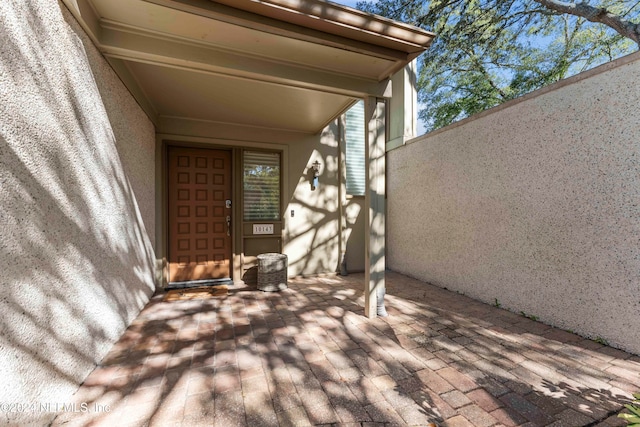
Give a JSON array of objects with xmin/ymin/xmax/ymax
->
[
  {"xmin": 243, "ymin": 151, "xmax": 281, "ymax": 221},
  {"xmin": 345, "ymin": 100, "xmax": 366, "ymax": 196}
]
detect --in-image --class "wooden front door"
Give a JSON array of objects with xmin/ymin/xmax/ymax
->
[{"xmin": 168, "ymin": 147, "xmax": 232, "ymax": 283}]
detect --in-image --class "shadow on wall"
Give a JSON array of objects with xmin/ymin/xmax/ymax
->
[
  {"xmin": 284, "ymin": 121, "xmax": 364, "ymax": 276},
  {"xmin": 343, "ymin": 197, "xmax": 365, "ymax": 272},
  {"xmin": 0, "ymin": 2, "xmax": 155, "ymax": 425}
]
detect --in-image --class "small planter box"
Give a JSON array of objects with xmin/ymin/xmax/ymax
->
[{"xmin": 257, "ymin": 253, "xmax": 288, "ymax": 292}]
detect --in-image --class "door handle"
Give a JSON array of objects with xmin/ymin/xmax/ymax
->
[{"xmin": 226, "ymin": 215, "xmax": 231, "ymax": 236}]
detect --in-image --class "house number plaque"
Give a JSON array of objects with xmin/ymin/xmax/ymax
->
[{"xmin": 253, "ymin": 224, "xmax": 274, "ymax": 235}]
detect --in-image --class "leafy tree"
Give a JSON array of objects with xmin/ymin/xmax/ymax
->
[{"xmin": 356, "ymin": 0, "xmax": 640, "ymax": 131}]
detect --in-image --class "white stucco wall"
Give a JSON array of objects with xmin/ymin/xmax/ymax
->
[
  {"xmin": 0, "ymin": 1, "xmax": 156, "ymax": 425},
  {"xmin": 388, "ymin": 52, "xmax": 640, "ymax": 355}
]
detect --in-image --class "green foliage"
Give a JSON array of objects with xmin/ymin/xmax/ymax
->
[
  {"xmin": 520, "ymin": 311, "xmax": 539, "ymax": 321},
  {"xmin": 619, "ymin": 393, "xmax": 640, "ymax": 425},
  {"xmin": 494, "ymin": 298, "xmax": 501, "ymax": 308},
  {"xmin": 356, "ymin": 0, "xmax": 639, "ymax": 132},
  {"xmin": 594, "ymin": 336, "xmax": 609, "ymax": 346}
]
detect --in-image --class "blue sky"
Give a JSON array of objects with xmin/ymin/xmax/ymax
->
[
  {"xmin": 332, "ymin": 0, "xmax": 375, "ymax": 8},
  {"xmin": 334, "ymin": 0, "xmax": 360, "ymax": 6}
]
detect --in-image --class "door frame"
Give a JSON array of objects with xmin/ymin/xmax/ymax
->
[{"xmin": 156, "ymin": 136, "xmax": 289, "ymax": 289}]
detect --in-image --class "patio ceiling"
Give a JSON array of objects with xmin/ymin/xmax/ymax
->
[{"xmin": 62, "ymin": 0, "xmax": 434, "ymax": 133}]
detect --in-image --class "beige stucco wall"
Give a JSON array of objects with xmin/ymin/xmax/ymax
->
[
  {"xmin": 0, "ymin": 1, "xmax": 157, "ymax": 425},
  {"xmin": 388, "ymin": 52, "xmax": 640, "ymax": 355},
  {"xmin": 285, "ymin": 123, "xmax": 343, "ymax": 276}
]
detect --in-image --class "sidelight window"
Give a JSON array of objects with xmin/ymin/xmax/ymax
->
[
  {"xmin": 345, "ymin": 100, "xmax": 366, "ymax": 196},
  {"xmin": 243, "ymin": 151, "xmax": 281, "ymax": 221}
]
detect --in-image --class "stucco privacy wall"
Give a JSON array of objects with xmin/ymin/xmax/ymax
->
[
  {"xmin": 0, "ymin": 0, "xmax": 156, "ymax": 424},
  {"xmin": 388, "ymin": 52, "xmax": 640, "ymax": 355}
]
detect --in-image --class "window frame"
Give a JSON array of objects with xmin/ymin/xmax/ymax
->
[{"xmin": 242, "ymin": 149, "xmax": 282, "ymax": 222}]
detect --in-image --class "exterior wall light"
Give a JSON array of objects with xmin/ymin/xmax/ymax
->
[{"xmin": 311, "ymin": 160, "xmax": 321, "ymax": 191}]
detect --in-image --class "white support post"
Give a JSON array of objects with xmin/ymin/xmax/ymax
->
[
  {"xmin": 387, "ymin": 60, "xmax": 418, "ymax": 151},
  {"xmin": 364, "ymin": 97, "xmax": 386, "ymax": 319}
]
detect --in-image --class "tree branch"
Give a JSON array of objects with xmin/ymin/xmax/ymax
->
[
  {"xmin": 460, "ymin": 46, "xmax": 510, "ymax": 99},
  {"xmin": 532, "ymin": 0, "xmax": 640, "ymax": 47}
]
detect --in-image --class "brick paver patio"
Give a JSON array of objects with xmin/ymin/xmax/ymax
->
[{"xmin": 52, "ymin": 272, "xmax": 640, "ymax": 426}]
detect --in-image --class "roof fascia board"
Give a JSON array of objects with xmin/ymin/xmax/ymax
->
[
  {"xmin": 100, "ymin": 23, "xmax": 393, "ymax": 97},
  {"xmin": 216, "ymin": 0, "xmax": 434, "ymax": 49},
  {"xmin": 142, "ymin": 0, "xmax": 419, "ymax": 60}
]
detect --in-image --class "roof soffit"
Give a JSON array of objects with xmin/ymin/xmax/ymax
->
[
  {"xmin": 61, "ymin": 0, "xmax": 433, "ymax": 132},
  {"xmin": 99, "ymin": 20, "xmax": 398, "ymax": 91}
]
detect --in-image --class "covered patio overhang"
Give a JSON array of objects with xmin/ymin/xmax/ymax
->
[{"xmin": 62, "ymin": 0, "xmax": 435, "ymax": 317}]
